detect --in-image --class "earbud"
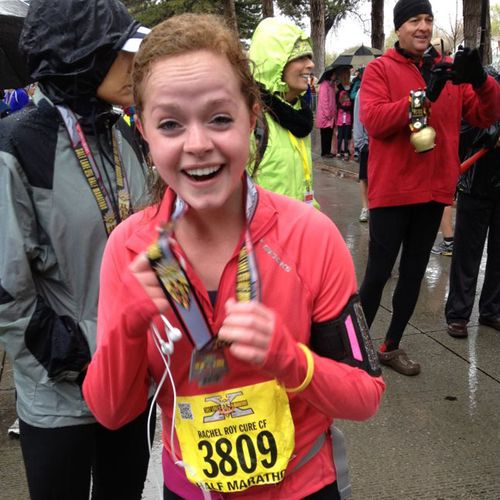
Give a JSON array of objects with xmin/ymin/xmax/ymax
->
[
  {"xmin": 157, "ymin": 315, "xmax": 182, "ymax": 356},
  {"xmin": 160, "ymin": 340, "xmax": 174, "ymax": 356},
  {"xmin": 169, "ymin": 327, "xmax": 182, "ymax": 342}
]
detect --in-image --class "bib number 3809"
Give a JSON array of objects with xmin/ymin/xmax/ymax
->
[{"xmin": 198, "ymin": 430, "xmax": 277, "ymax": 478}]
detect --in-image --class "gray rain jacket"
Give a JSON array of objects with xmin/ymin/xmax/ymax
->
[{"xmin": 0, "ymin": 0, "xmax": 148, "ymax": 427}]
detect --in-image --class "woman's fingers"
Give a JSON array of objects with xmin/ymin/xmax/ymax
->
[
  {"xmin": 129, "ymin": 252, "xmax": 169, "ymax": 312},
  {"xmin": 218, "ymin": 300, "xmax": 276, "ymax": 363}
]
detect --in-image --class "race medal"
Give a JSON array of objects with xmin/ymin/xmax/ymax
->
[
  {"xmin": 147, "ymin": 175, "xmax": 260, "ymax": 387},
  {"xmin": 190, "ymin": 338, "xmax": 229, "ymax": 387},
  {"xmin": 174, "ymin": 380, "xmax": 295, "ymax": 493}
]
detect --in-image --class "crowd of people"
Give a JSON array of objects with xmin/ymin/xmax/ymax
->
[{"xmin": 0, "ymin": 0, "xmax": 499, "ymax": 498}]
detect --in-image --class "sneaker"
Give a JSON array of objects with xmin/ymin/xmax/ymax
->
[
  {"xmin": 343, "ymin": 153, "xmax": 349, "ymax": 161},
  {"xmin": 431, "ymin": 240, "xmax": 453, "ymax": 256},
  {"xmin": 336, "ymin": 153, "xmax": 342, "ymax": 158},
  {"xmin": 8, "ymin": 418, "xmax": 20, "ymax": 437},
  {"xmin": 377, "ymin": 348, "xmax": 421, "ymax": 376},
  {"xmin": 359, "ymin": 208, "xmax": 369, "ymax": 222}
]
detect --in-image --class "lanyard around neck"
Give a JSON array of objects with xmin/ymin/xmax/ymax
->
[
  {"xmin": 287, "ymin": 131, "xmax": 311, "ymax": 185},
  {"xmin": 57, "ymin": 105, "xmax": 131, "ymax": 236},
  {"xmin": 147, "ymin": 175, "xmax": 261, "ymax": 351}
]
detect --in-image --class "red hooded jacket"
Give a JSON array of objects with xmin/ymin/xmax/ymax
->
[
  {"xmin": 360, "ymin": 47, "xmax": 500, "ymax": 209},
  {"xmin": 83, "ymin": 185, "xmax": 385, "ymax": 499}
]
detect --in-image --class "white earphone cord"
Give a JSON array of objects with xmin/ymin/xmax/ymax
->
[{"xmin": 148, "ymin": 318, "xmax": 211, "ymax": 500}]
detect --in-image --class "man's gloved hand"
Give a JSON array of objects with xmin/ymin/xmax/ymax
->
[
  {"xmin": 451, "ymin": 47, "xmax": 487, "ymax": 88},
  {"xmin": 426, "ymin": 62, "xmax": 454, "ymax": 102}
]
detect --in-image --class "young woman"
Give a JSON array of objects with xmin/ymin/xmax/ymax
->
[
  {"xmin": 315, "ymin": 71, "xmax": 337, "ymax": 158},
  {"xmin": 248, "ymin": 17, "xmax": 318, "ymax": 207},
  {"xmin": 83, "ymin": 14, "xmax": 385, "ymax": 500}
]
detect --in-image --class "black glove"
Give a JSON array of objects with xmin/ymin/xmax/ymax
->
[
  {"xmin": 451, "ymin": 48, "xmax": 487, "ymax": 88},
  {"xmin": 426, "ymin": 62, "xmax": 454, "ymax": 102}
]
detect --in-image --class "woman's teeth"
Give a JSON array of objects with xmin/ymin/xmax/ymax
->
[{"xmin": 184, "ymin": 165, "xmax": 222, "ymax": 181}]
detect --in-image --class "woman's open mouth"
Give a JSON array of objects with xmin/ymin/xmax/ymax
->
[{"xmin": 182, "ymin": 165, "xmax": 224, "ymax": 182}]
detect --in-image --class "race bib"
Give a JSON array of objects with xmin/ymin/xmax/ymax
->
[{"xmin": 175, "ymin": 380, "xmax": 295, "ymax": 493}]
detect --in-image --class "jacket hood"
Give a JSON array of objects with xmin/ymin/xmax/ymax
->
[
  {"xmin": 249, "ymin": 17, "xmax": 312, "ymax": 96},
  {"xmin": 19, "ymin": 0, "xmax": 140, "ymax": 107}
]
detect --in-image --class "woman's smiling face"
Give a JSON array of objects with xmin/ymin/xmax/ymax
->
[
  {"xmin": 282, "ymin": 55, "xmax": 315, "ymax": 102},
  {"xmin": 137, "ymin": 50, "xmax": 257, "ymax": 213}
]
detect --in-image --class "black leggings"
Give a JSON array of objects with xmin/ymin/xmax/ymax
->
[
  {"xmin": 320, "ymin": 127, "xmax": 334, "ymax": 156},
  {"xmin": 359, "ymin": 202, "xmax": 444, "ymax": 349},
  {"xmin": 163, "ymin": 481, "xmax": 341, "ymax": 499},
  {"xmin": 19, "ymin": 401, "xmax": 155, "ymax": 500}
]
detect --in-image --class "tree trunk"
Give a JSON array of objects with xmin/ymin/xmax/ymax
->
[
  {"xmin": 371, "ymin": 0, "xmax": 384, "ymax": 50},
  {"xmin": 262, "ymin": 0, "xmax": 274, "ymax": 18},
  {"xmin": 463, "ymin": 0, "xmax": 491, "ymax": 63},
  {"xmin": 223, "ymin": 0, "xmax": 238, "ymax": 33},
  {"xmin": 482, "ymin": 0, "xmax": 492, "ymax": 63},
  {"xmin": 310, "ymin": 0, "xmax": 325, "ymax": 77}
]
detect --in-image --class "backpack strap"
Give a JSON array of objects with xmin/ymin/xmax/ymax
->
[{"xmin": 288, "ymin": 425, "xmax": 352, "ymax": 499}]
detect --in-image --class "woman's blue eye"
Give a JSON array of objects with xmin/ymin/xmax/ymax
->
[{"xmin": 159, "ymin": 120, "xmax": 179, "ymax": 131}]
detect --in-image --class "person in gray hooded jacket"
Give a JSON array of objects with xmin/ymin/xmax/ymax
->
[{"xmin": 0, "ymin": 1, "xmax": 153, "ymax": 499}]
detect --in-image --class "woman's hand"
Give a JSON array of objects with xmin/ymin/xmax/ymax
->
[
  {"xmin": 218, "ymin": 299, "xmax": 276, "ymax": 365},
  {"xmin": 129, "ymin": 252, "xmax": 169, "ymax": 313}
]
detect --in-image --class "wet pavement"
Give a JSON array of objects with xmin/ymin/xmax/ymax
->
[{"xmin": 1, "ymin": 158, "xmax": 499, "ymax": 499}]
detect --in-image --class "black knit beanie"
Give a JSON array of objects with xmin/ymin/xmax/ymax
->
[{"xmin": 394, "ymin": 0, "xmax": 433, "ymax": 30}]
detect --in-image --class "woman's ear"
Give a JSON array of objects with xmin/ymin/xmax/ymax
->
[
  {"xmin": 250, "ymin": 103, "xmax": 261, "ymax": 131},
  {"xmin": 135, "ymin": 116, "xmax": 145, "ymax": 139}
]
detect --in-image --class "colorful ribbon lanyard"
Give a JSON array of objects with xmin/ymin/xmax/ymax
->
[
  {"xmin": 57, "ymin": 105, "xmax": 131, "ymax": 236},
  {"xmin": 287, "ymin": 131, "xmax": 312, "ymax": 191},
  {"xmin": 147, "ymin": 175, "xmax": 261, "ymax": 385}
]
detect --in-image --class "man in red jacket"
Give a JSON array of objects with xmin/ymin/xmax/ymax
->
[{"xmin": 358, "ymin": 0, "xmax": 500, "ymax": 376}]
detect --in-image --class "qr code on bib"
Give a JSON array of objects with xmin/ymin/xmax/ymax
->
[{"xmin": 178, "ymin": 403, "xmax": 193, "ymax": 420}]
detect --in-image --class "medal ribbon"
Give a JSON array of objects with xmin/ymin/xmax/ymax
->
[
  {"xmin": 57, "ymin": 105, "xmax": 131, "ymax": 236},
  {"xmin": 147, "ymin": 175, "xmax": 261, "ymax": 352}
]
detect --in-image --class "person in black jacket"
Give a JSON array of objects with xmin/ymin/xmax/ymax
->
[
  {"xmin": 0, "ymin": 1, "xmax": 153, "ymax": 499},
  {"xmin": 446, "ymin": 67, "xmax": 500, "ymax": 338}
]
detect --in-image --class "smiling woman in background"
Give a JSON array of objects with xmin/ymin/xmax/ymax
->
[{"xmin": 248, "ymin": 17, "xmax": 319, "ymax": 208}]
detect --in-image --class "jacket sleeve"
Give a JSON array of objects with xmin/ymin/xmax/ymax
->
[
  {"xmin": 83, "ymin": 228, "xmax": 158, "ymax": 429},
  {"xmin": 0, "ymin": 150, "xmax": 90, "ymax": 381},
  {"xmin": 353, "ymin": 93, "xmax": 367, "ymax": 152},
  {"xmin": 315, "ymin": 82, "xmax": 334, "ymax": 128},
  {"xmin": 0, "ymin": 152, "xmax": 38, "ymax": 353},
  {"xmin": 461, "ymin": 75, "xmax": 500, "ymax": 129},
  {"xmin": 360, "ymin": 60, "xmax": 409, "ymax": 140},
  {"xmin": 261, "ymin": 213, "xmax": 385, "ymax": 422}
]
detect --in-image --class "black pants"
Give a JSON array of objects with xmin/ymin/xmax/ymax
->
[
  {"xmin": 359, "ymin": 202, "xmax": 444, "ymax": 349},
  {"xmin": 337, "ymin": 125, "xmax": 351, "ymax": 154},
  {"xmin": 445, "ymin": 192, "xmax": 500, "ymax": 322},
  {"xmin": 358, "ymin": 146, "xmax": 368, "ymax": 182},
  {"xmin": 320, "ymin": 127, "xmax": 334, "ymax": 156},
  {"xmin": 164, "ymin": 480, "xmax": 341, "ymax": 499},
  {"xmin": 19, "ymin": 401, "xmax": 155, "ymax": 500}
]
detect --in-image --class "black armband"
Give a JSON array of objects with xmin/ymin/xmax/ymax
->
[{"xmin": 310, "ymin": 294, "xmax": 381, "ymax": 376}]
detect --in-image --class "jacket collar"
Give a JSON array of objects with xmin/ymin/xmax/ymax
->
[{"xmin": 124, "ymin": 179, "xmax": 279, "ymax": 256}]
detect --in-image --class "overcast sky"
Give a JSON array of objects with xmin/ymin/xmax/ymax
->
[{"xmin": 327, "ymin": 0, "xmax": 500, "ymax": 55}]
